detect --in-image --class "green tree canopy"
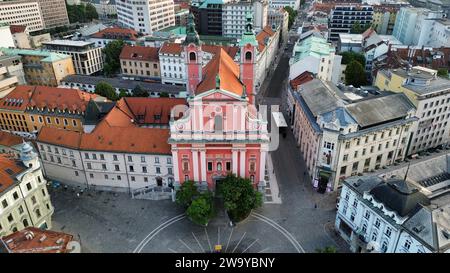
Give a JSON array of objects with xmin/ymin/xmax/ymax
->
[
  {"xmin": 350, "ymin": 22, "xmax": 372, "ymax": 34},
  {"xmin": 103, "ymin": 40, "xmax": 126, "ymax": 77},
  {"xmin": 132, "ymin": 85, "xmax": 149, "ymax": 97},
  {"xmin": 159, "ymin": 92, "xmax": 169, "ymax": 98},
  {"xmin": 186, "ymin": 192, "xmax": 214, "ymax": 226},
  {"xmin": 176, "ymin": 180, "xmax": 199, "ymax": 208},
  {"xmin": 437, "ymin": 68, "xmax": 449, "ymax": 78},
  {"xmin": 94, "ymin": 81, "xmax": 117, "ymax": 101},
  {"xmin": 341, "ymin": 51, "xmax": 366, "ymax": 66},
  {"xmin": 66, "ymin": 3, "xmax": 98, "ymax": 24},
  {"xmin": 284, "ymin": 6, "xmax": 298, "ymax": 29},
  {"xmin": 345, "ymin": 60, "xmax": 367, "ymax": 87},
  {"xmin": 219, "ymin": 174, "xmax": 262, "ymax": 222}
]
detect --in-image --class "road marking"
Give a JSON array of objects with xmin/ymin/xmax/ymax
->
[
  {"xmin": 192, "ymin": 232, "xmax": 205, "ymax": 253},
  {"xmin": 251, "ymin": 212, "xmax": 305, "ymax": 253},
  {"xmin": 133, "ymin": 214, "xmax": 185, "ymax": 253},
  {"xmin": 242, "ymin": 238, "xmax": 259, "ymax": 253},
  {"xmin": 204, "ymin": 227, "xmax": 212, "ymax": 253},
  {"xmin": 179, "ymin": 238, "xmax": 195, "ymax": 253},
  {"xmin": 232, "ymin": 232, "xmax": 246, "ymax": 253},
  {"xmin": 224, "ymin": 228, "xmax": 233, "ymax": 253}
]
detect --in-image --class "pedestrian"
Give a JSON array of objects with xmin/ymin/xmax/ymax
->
[{"xmin": 314, "ymin": 203, "xmax": 318, "ymax": 209}]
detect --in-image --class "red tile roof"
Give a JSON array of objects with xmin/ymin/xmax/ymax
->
[
  {"xmin": 0, "ymin": 131, "xmax": 23, "ymax": 148},
  {"xmin": 160, "ymin": 42, "xmax": 184, "ymax": 55},
  {"xmin": 1, "ymin": 227, "xmax": 75, "ymax": 253},
  {"xmin": 91, "ymin": 27, "xmax": 139, "ymax": 41},
  {"xmin": 122, "ymin": 97, "xmax": 187, "ymax": 125},
  {"xmin": 0, "ymin": 154, "xmax": 24, "ymax": 194},
  {"xmin": 159, "ymin": 42, "xmax": 239, "ymax": 59},
  {"xmin": 256, "ymin": 26, "xmax": 276, "ymax": 52},
  {"xmin": 0, "ymin": 85, "xmax": 99, "ymax": 113},
  {"xmin": 119, "ymin": 45, "xmax": 159, "ymax": 62},
  {"xmin": 37, "ymin": 97, "xmax": 187, "ymax": 155},
  {"xmin": 290, "ymin": 72, "xmax": 315, "ymax": 90},
  {"xmin": 38, "ymin": 123, "xmax": 172, "ymax": 155},
  {"xmin": 196, "ymin": 48, "xmax": 243, "ymax": 96},
  {"xmin": 9, "ymin": 25, "xmax": 27, "ymax": 34}
]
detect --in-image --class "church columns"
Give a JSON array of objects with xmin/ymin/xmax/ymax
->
[
  {"xmin": 200, "ymin": 149, "xmax": 206, "ymax": 183},
  {"xmin": 232, "ymin": 149, "xmax": 238, "ymax": 175},
  {"xmin": 172, "ymin": 148, "xmax": 180, "ymax": 188},
  {"xmin": 239, "ymin": 149, "xmax": 246, "ymax": 178},
  {"xmin": 192, "ymin": 150, "xmax": 199, "ymax": 182}
]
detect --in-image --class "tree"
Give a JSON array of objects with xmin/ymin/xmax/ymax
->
[
  {"xmin": 186, "ymin": 192, "xmax": 214, "ymax": 226},
  {"xmin": 85, "ymin": 3, "xmax": 99, "ymax": 21},
  {"xmin": 316, "ymin": 246, "xmax": 337, "ymax": 253},
  {"xmin": 345, "ymin": 60, "xmax": 367, "ymax": 87},
  {"xmin": 118, "ymin": 88, "xmax": 129, "ymax": 98},
  {"xmin": 175, "ymin": 180, "xmax": 199, "ymax": 208},
  {"xmin": 341, "ymin": 51, "xmax": 366, "ymax": 66},
  {"xmin": 350, "ymin": 22, "xmax": 372, "ymax": 34},
  {"xmin": 219, "ymin": 174, "xmax": 263, "ymax": 222},
  {"xmin": 159, "ymin": 92, "xmax": 169, "ymax": 98},
  {"xmin": 284, "ymin": 6, "xmax": 298, "ymax": 29},
  {"xmin": 132, "ymin": 84, "xmax": 148, "ymax": 97},
  {"xmin": 94, "ymin": 81, "xmax": 117, "ymax": 101},
  {"xmin": 66, "ymin": 3, "xmax": 98, "ymax": 23},
  {"xmin": 437, "ymin": 68, "xmax": 449, "ymax": 78},
  {"xmin": 103, "ymin": 40, "xmax": 125, "ymax": 77}
]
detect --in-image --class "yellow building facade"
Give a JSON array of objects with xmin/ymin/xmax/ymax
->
[{"xmin": 0, "ymin": 48, "xmax": 75, "ymax": 87}]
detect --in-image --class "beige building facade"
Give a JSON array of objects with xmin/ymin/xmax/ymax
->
[
  {"xmin": 36, "ymin": 0, "xmax": 70, "ymax": 29},
  {"xmin": 0, "ymin": 0, "xmax": 44, "ymax": 32},
  {"xmin": 0, "ymin": 142, "xmax": 54, "ymax": 237}
]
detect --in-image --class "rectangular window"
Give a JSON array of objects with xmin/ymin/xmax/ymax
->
[
  {"xmin": 207, "ymin": 162, "xmax": 213, "ymax": 171},
  {"xmin": 156, "ymin": 167, "xmax": 161, "ymax": 174},
  {"xmin": 142, "ymin": 166, "xmax": 147, "ymax": 173}
]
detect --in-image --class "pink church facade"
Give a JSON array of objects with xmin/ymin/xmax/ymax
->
[{"xmin": 169, "ymin": 14, "xmax": 269, "ymax": 191}]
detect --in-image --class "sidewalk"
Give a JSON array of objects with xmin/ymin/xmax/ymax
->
[{"xmin": 264, "ymin": 152, "xmax": 282, "ymax": 204}]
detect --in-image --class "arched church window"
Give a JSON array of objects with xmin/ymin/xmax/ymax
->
[
  {"xmin": 245, "ymin": 51, "xmax": 252, "ymax": 61},
  {"xmin": 189, "ymin": 52, "xmax": 196, "ymax": 61}
]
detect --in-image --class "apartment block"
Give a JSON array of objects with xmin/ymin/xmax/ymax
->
[
  {"xmin": 0, "ymin": 0, "xmax": 44, "ymax": 32},
  {"xmin": 42, "ymin": 40, "xmax": 103, "ymax": 75}
]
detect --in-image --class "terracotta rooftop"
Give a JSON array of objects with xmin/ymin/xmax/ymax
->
[
  {"xmin": 9, "ymin": 25, "xmax": 27, "ymax": 34},
  {"xmin": 91, "ymin": 27, "xmax": 139, "ymax": 41},
  {"xmin": 37, "ymin": 97, "xmax": 187, "ymax": 155},
  {"xmin": 1, "ymin": 227, "xmax": 75, "ymax": 253},
  {"xmin": 37, "ymin": 123, "xmax": 172, "ymax": 155},
  {"xmin": 196, "ymin": 48, "xmax": 243, "ymax": 96},
  {"xmin": 160, "ymin": 42, "xmax": 184, "ymax": 55},
  {"xmin": 0, "ymin": 85, "xmax": 99, "ymax": 113},
  {"xmin": 159, "ymin": 42, "xmax": 239, "ymax": 58},
  {"xmin": 119, "ymin": 45, "xmax": 160, "ymax": 62},
  {"xmin": 256, "ymin": 26, "xmax": 276, "ymax": 52},
  {"xmin": 0, "ymin": 154, "xmax": 24, "ymax": 195},
  {"xmin": 290, "ymin": 71, "xmax": 315, "ymax": 90},
  {"xmin": 122, "ymin": 97, "xmax": 187, "ymax": 125},
  {"xmin": 0, "ymin": 131, "xmax": 23, "ymax": 148}
]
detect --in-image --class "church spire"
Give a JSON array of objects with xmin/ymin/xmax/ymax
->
[
  {"xmin": 239, "ymin": 12, "xmax": 258, "ymax": 47},
  {"xmin": 184, "ymin": 13, "xmax": 201, "ymax": 46}
]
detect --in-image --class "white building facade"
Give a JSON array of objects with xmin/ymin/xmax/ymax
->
[
  {"xmin": 42, "ymin": 40, "xmax": 104, "ymax": 75},
  {"xmin": 116, "ymin": 0, "xmax": 175, "ymax": 35},
  {"xmin": 222, "ymin": 0, "xmax": 268, "ymax": 39},
  {"xmin": 0, "ymin": 0, "xmax": 44, "ymax": 32},
  {"xmin": 268, "ymin": 0, "xmax": 300, "ymax": 10}
]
